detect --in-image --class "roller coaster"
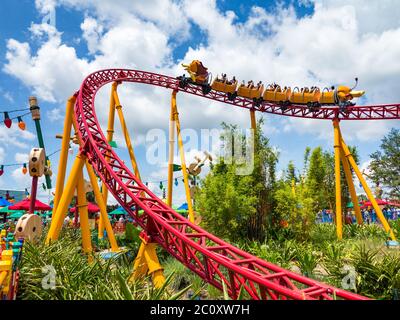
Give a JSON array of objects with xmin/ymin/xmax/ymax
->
[
  {"xmin": 178, "ymin": 60, "xmax": 366, "ymax": 111},
  {"xmin": 45, "ymin": 61, "xmax": 400, "ymax": 300}
]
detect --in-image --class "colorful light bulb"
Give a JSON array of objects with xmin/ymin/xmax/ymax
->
[
  {"xmin": 22, "ymin": 163, "xmax": 27, "ymax": 175},
  {"xmin": 17, "ymin": 117, "xmax": 26, "ymax": 130},
  {"xmin": 174, "ymin": 178, "xmax": 178, "ymax": 186},
  {"xmin": 4, "ymin": 112, "xmax": 12, "ymax": 128},
  {"xmin": 0, "ymin": 165, "xmax": 4, "ymax": 176}
]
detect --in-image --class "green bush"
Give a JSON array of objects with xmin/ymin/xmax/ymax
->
[{"xmin": 18, "ymin": 230, "xmax": 190, "ymax": 300}]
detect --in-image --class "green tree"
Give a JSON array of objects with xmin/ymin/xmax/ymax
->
[
  {"xmin": 274, "ymin": 174, "xmax": 316, "ymax": 241},
  {"xmin": 308, "ymin": 146, "xmax": 359, "ymax": 212},
  {"xmin": 369, "ymin": 128, "xmax": 400, "ymax": 199},
  {"xmin": 196, "ymin": 119, "xmax": 278, "ymax": 242},
  {"xmin": 285, "ymin": 161, "xmax": 298, "ymax": 184},
  {"xmin": 306, "ymin": 147, "xmax": 327, "ymax": 210}
]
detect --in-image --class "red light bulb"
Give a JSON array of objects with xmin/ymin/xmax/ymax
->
[
  {"xmin": 0, "ymin": 165, "xmax": 4, "ymax": 176},
  {"xmin": 4, "ymin": 112, "xmax": 12, "ymax": 128}
]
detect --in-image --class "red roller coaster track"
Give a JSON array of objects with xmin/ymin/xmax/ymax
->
[{"xmin": 74, "ymin": 68, "xmax": 391, "ymax": 300}]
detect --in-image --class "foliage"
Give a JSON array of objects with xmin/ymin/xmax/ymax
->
[
  {"xmin": 274, "ymin": 180, "xmax": 316, "ymax": 241},
  {"xmin": 369, "ymin": 128, "xmax": 400, "ymax": 199},
  {"xmin": 196, "ymin": 119, "xmax": 278, "ymax": 242},
  {"xmin": 295, "ymin": 247, "xmax": 320, "ymax": 277},
  {"xmin": 18, "ymin": 230, "xmax": 190, "ymax": 300},
  {"xmin": 349, "ymin": 245, "xmax": 400, "ymax": 299}
]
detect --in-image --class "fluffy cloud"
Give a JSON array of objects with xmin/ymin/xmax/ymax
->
[
  {"xmin": 0, "ymin": 147, "xmax": 5, "ymax": 163},
  {"xmin": 47, "ymin": 107, "xmax": 64, "ymax": 122},
  {"xmin": 14, "ymin": 152, "xmax": 29, "ymax": 163},
  {"xmin": 0, "ymin": 125, "xmax": 36, "ymax": 149}
]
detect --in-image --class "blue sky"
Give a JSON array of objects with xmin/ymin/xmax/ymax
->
[{"xmin": 0, "ymin": 0, "xmax": 399, "ymax": 204}]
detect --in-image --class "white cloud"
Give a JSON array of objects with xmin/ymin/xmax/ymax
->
[
  {"xmin": 35, "ymin": 0, "xmax": 56, "ymax": 14},
  {"xmin": 80, "ymin": 16, "xmax": 104, "ymax": 55},
  {"xmin": 0, "ymin": 147, "xmax": 5, "ymax": 163},
  {"xmin": 47, "ymin": 107, "xmax": 63, "ymax": 121},
  {"xmin": 3, "ymin": 92, "xmax": 14, "ymax": 103},
  {"xmin": 0, "ymin": 126, "xmax": 36, "ymax": 149},
  {"xmin": 11, "ymin": 167, "xmax": 31, "ymax": 186},
  {"xmin": 14, "ymin": 152, "xmax": 29, "ymax": 163}
]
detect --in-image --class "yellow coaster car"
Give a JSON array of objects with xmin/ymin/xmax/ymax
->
[
  {"xmin": 320, "ymin": 88, "xmax": 336, "ymax": 104},
  {"xmin": 289, "ymin": 87, "xmax": 321, "ymax": 107},
  {"xmin": 263, "ymin": 85, "xmax": 292, "ymax": 104},
  {"xmin": 211, "ymin": 78, "xmax": 238, "ymax": 100},
  {"xmin": 211, "ymin": 78, "xmax": 238, "ymax": 94},
  {"xmin": 237, "ymin": 83, "xmax": 264, "ymax": 101}
]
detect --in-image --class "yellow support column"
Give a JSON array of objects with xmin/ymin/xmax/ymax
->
[
  {"xmin": 167, "ymin": 91, "xmax": 177, "ymax": 207},
  {"xmin": 86, "ymin": 161, "xmax": 119, "ymax": 252},
  {"xmin": 53, "ymin": 95, "xmax": 76, "ymax": 216},
  {"xmin": 113, "ymin": 89, "xmax": 141, "ymax": 179},
  {"xmin": 76, "ymin": 171, "xmax": 92, "ymax": 255},
  {"xmin": 99, "ymin": 82, "xmax": 117, "ymax": 239},
  {"xmin": 339, "ymin": 148, "xmax": 363, "ymax": 225},
  {"xmin": 47, "ymin": 153, "xmax": 86, "ymax": 243},
  {"xmin": 340, "ymin": 136, "xmax": 396, "ymax": 240},
  {"xmin": 333, "ymin": 119, "xmax": 343, "ymax": 240},
  {"xmin": 129, "ymin": 236, "xmax": 165, "ymax": 288},
  {"xmin": 250, "ymin": 108, "xmax": 257, "ymax": 131},
  {"xmin": 171, "ymin": 93, "xmax": 195, "ymax": 223},
  {"xmin": 130, "ymin": 242, "xmax": 148, "ymax": 280}
]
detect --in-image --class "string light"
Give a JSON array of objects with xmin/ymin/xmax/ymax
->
[
  {"xmin": 17, "ymin": 117, "xmax": 26, "ymax": 130},
  {"xmin": 22, "ymin": 163, "xmax": 27, "ymax": 175},
  {"xmin": 0, "ymin": 149, "xmax": 60, "ymax": 176},
  {"xmin": 3, "ymin": 112, "xmax": 12, "ymax": 128},
  {"xmin": 174, "ymin": 178, "xmax": 178, "ymax": 186},
  {"xmin": 0, "ymin": 106, "xmax": 31, "ymax": 130},
  {"xmin": 68, "ymin": 144, "xmax": 73, "ymax": 155}
]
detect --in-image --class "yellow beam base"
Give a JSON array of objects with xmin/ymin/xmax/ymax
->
[{"xmin": 129, "ymin": 240, "xmax": 165, "ymax": 289}]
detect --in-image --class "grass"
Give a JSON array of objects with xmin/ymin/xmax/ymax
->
[
  {"xmin": 16, "ymin": 222, "xmax": 400, "ymax": 300},
  {"xmin": 18, "ymin": 229, "xmax": 192, "ymax": 300}
]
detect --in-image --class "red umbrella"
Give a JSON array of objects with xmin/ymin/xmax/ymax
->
[
  {"xmin": 9, "ymin": 198, "xmax": 52, "ymax": 211},
  {"xmin": 360, "ymin": 199, "xmax": 389, "ymax": 209},
  {"xmin": 70, "ymin": 202, "xmax": 100, "ymax": 213}
]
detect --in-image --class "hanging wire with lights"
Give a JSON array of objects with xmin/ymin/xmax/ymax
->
[
  {"xmin": 0, "ymin": 107, "xmax": 31, "ymax": 130},
  {"xmin": 0, "ymin": 149, "xmax": 61, "ymax": 177}
]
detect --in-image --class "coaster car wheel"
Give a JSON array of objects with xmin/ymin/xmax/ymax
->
[
  {"xmin": 227, "ymin": 92, "xmax": 237, "ymax": 101},
  {"xmin": 202, "ymin": 84, "xmax": 212, "ymax": 95},
  {"xmin": 253, "ymin": 97, "xmax": 263, "ymax": 107},
  {"xmin": 278, "ymin": 101, "xmax": 286, "ymax": 111},
  {"xmin": 178, "ymin": 75, "xmax": 189, "ymax": 89}
]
